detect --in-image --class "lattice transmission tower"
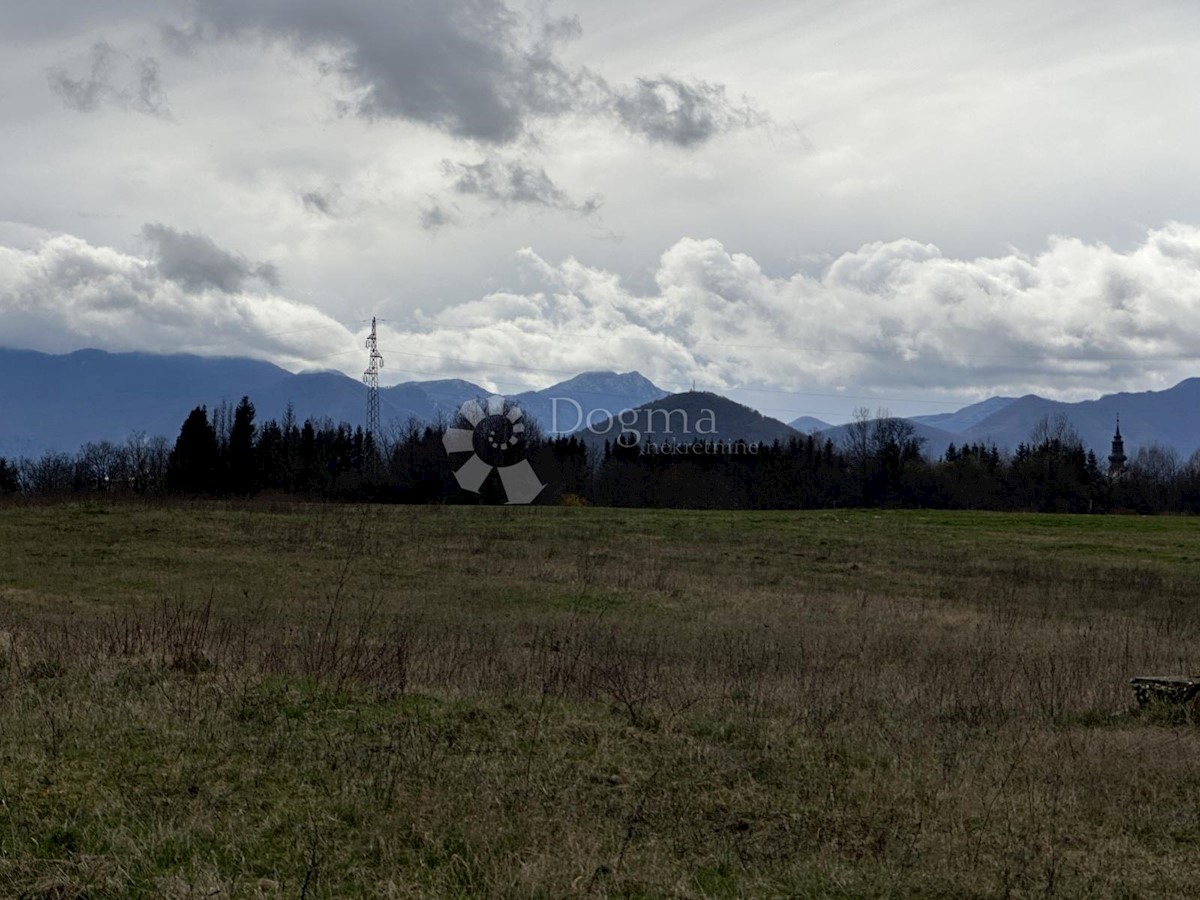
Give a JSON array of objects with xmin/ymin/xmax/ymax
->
[{"xmin": 364, "ymin": 317, "xmax": 384, "ymax": 441}]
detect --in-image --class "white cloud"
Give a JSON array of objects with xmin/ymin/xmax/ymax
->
[
  {"xmin": 7, "ymin": 223, "xmax": 1200, "ymax": 414},
  {"xmin": 371, "ymin": 222, "xmax": 1200, "ymax": 403},
  {"xmin": 0, "ymin": 232, "xmax": 357, "ymax": 370}
]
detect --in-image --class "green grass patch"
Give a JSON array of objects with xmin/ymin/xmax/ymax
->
[{"xmin": 1, "ymin": 501, "xmax": 1199, "ymax": 896}]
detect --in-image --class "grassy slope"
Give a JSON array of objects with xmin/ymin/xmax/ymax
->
[{"xmin": 1, "ymin": 502, "xmax": 1200, "ymax": 897}]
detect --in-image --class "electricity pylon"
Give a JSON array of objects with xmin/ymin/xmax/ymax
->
[{"xmin": 364, "ymin": 317, "xmax": 384, "ymax": 442}]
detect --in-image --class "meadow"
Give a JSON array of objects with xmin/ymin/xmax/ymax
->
[{"xmin": 2, "ymin": 500, "xmax": 1200, "ymax": 897}]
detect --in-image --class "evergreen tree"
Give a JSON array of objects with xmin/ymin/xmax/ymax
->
[
  {"xmin": 227, "ymin": 396, "xmax": 258, "ymax": 495},
  {"xmin": 256, "ymin": 420, "xmax": 285, "ymax": 490},
  {"xmin": 167, "ymin": 406, "xmax": 219, "ymax": 494},
  {"xmin": 299, "ymin": 420, "xmax": 318, "ymax": 492}
]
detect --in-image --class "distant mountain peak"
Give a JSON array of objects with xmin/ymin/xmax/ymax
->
[
  {"xmin": 910, "ymin": 396, "xmax": 1018, "ymax": 434},
  {"xmin": 396, "ymin": 377, "xmax": 485, "ymax": 391},
  {"xmin": 544, "ymin": 370, "xmax": 662, "ymax": 393},
  {"xmin": 513, "ymin": 371, "xmax": 668, "ymax": 434},
  {"xmin": 789, "ymin": 415, "xmax": 832, "ymax": 433},
  {"xmin": 575, "ymin": 390, "xmax": 799, "ymax": 447}
]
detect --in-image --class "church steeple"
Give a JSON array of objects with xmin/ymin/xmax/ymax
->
[{"xmin": 1108, "ymin": 414, "xmax": 1127, "ymax": 476}]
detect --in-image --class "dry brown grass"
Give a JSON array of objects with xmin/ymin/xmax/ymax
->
[{"xmin": 0, "ymin": 501, "xmax": 1199, "ymax": 897}]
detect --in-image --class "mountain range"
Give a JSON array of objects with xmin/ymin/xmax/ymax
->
[
  {"xmin": 793, "ymin": 382, "xmax": 1200, "ymax": 461},
  {"xmin": 2, "ymin": 346, "xmax": 1199, "ymax": 462},
  {"xmin": 0, "ymin": 348, "xmax": 666, "ymax": 456}
]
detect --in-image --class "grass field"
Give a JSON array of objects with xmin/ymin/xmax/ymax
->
[{"xmin": 2, "ymin": 501, "xmax": 1200, "ymax": 897}]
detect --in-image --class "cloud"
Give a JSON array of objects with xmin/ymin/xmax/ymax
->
[
  {"xmin": 142, "ymin": 224, "xmax": 279, "ymax": 293},
  {"xmin": 2, "ymin": 2, "xmax": 164, "ymax": 43},
  {"xmin": 178, "ymin": 0, "xmax": 761, "ymax": 149},
  {"xmin": 183, "ymin": 0, "xmax": 592, "ymax": 143},
  {"xmin": 614, "ymin": 77, "xmax": 764, "ymax": 147},
  {"xmin": 10, "ymin": 223, "xmax": 1200, "ymax": 407},
  {"xmin": 48, "ymin": 40, "xmax": 171, "ymax": 118},
  {"xmin": 370, "ymin": 223, "xmax": 1200, "ymax": 403},
  {"xmin": 444, "ymin": 157, "xmax": 600, "ymax": 214},
  {"xmin": 418, "ymin": 204, "xmax": 458, "ymax": 231},
  {"xmin": 0, "ymin": 232, "xmax": 355, "ymax": 370},
  {"xmin": 300, "ymin": 191, "xmax": 336, "ymax": 216}
]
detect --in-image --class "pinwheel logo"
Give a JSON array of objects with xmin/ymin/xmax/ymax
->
[{"xmin": 442, "ymin": 396, "xmax": 546, "ymax": 504}]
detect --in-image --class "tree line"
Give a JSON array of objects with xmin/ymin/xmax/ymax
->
[{"xmin": 3, "ymin": 399, "xmax": 1200, "ymax": 514}]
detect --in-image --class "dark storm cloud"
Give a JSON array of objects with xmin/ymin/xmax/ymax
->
[
  {"xmin": 159, "ymin": 22, "xmax": 205, "ymax": 55},
  {"xmin": 181, "ymin": 0, "xmax": 759, "ymax": 148},
  {"xmin": 300, "ymin": 191, "xmax": 335, "ymax": 216},
  {"xmin": 614, "ymin": 77, "xmax": 763, "ymax": 147},
  {"xmin": 47, "ymin": 41, "xmax": 115, "ymax": 113},
  {"xmin": 3, "ymin": 1, "xmax": 161, "ymax": 43},
  {"xmin": 445, "ymin": 157, "xmax": 600, "ymax": 214},
  {"xmin": 47, "ymin": 40, "xmax": 171, "ymax": 118},
  {"xmin": 142, "ymin": 224, "xmax": 279, "ymax": 293},
  {"xmin": 186, "ymin": 0, "xmax": 591, "ymax": 143},
  {"xmin": 133, "ymin": 57, "xmax": 169, "ymax": 116},
  {"xmin": 419, "ymin": 204, "xmax": 458, "ymax": 231}
]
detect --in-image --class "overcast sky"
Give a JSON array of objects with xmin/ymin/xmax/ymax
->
[{"xmin": 4, "ymin": 0, "xmax": 1200, "ymax": 422}]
